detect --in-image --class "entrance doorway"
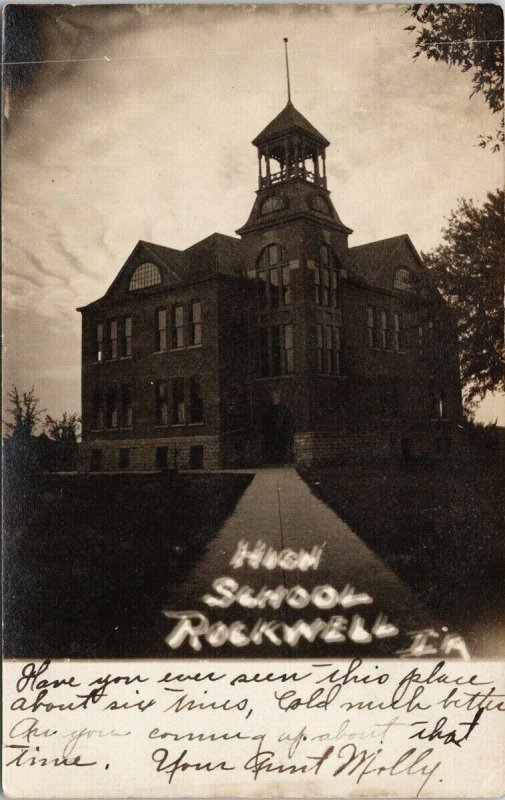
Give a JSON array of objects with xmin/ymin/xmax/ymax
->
[{"xmin": 263, "ymin": 398, "xmax": 294, "ymax": 464}]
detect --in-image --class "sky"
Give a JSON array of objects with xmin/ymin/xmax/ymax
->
[{"xmin": 3, "ymin": 3, "xmax": 504, "ymax": 426}]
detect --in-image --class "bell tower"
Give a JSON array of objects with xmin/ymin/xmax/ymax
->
[{"xmin": 237, "ymin": 40, "xmax": 351, "ymax": 242}]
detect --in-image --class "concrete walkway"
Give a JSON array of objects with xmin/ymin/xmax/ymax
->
[{"xmin": 160, "ymin": 466, "xmax": 436, "ymax": 658}]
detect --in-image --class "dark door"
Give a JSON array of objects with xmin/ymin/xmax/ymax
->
[{"xmin": 263, "ymin": 402, "xmax": 294, "ymax": 464}]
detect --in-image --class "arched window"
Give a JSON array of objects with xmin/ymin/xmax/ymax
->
[
  {"xmin": 261, "ymin": 195, "xmax": 285, "ymax": 215},
  {"xmin": 256, "ymin": 244, "xmax": 291, "ymax": 309},
  {"xmin": 308, "ymin": 194, "xmax": 331, "ymax": 215},
  {"xmin": 313, "ymin": 244, "xmax": 339, "ymax": 307},
  {"xmin": 393, "ymin": 267, "xmax": 413, "ymax": 291},
  {"xmin": 129, "ymin": 262, "xmax": 162, "ymax": 291}
]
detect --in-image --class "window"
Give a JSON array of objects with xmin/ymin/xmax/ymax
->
[
  {"xmin": 189, "ymin": 445, "xmax": 204, "ymax": 469},
  {"xmin": 92, "ymin": 390, "xmax": 103, "ymax": 429},
  {"xmin": 156, "ymin": 446, "xmax": 168, "ymax": 469},
  {"xmin": 429, "ymin": 383, "xmax": 445, "ymax": 419},
  {"xmin": 173, "ymin": 378, "xmax": 185, "ymax": 424},
  {"xmin": 172, "ymin": 305, "xmax": 184, "ymax": 348},
  {"xmin": 310, "ymin": 195, "xmax": 331, "ymax": 215},
  {"xmin": 284, "ymin": 324, "xmax": 294, "ymax": 375},
  {"xmin": 261, "ymin": 195, "xmax": 285, "ymax": 215},
  {"xmin": 317, "ymin": 324, "xmax": 341, "ymax": 374},
  {"xmin": 122, "ymin": 316, "xmax": 132, "ymax": 357},
  {"xmin": 122, "ymin": 385, "xmax": 132, "ymax": 427},
  {"xmin": 95, "ymin": 323, "xmax": 104, "ymax": 362},
  {"xmin": 191, "ymin": 301, "xmax": 202, "ymax": 345},
  {"xmin": 393, "ymin": 268, "xmax": 413, "ymax": 291},
  {"xmin": 106, "ymin": 388, "xmax": 119, "ymax": 429},
  {"xmin": 367, "ymin": 307, "xmax": 378, "ymax": 348},
  {"xmin": 108, "ymin": 320, "xmax": 118, "ymax": 360},
  {"xmin": 380, "ymin": 310, "xmax": 388, "ymax": 349},
  {"xmin": 271, "ymin": 325, "xmax": 281, "ymax": 375},
  {"xmin": 155, "ymin": 308, "xmax": 167, "ymax": 352},
  {"xmin": 314, "ymin": 266, "xmax": 321, "ymax": 305},
  {"xmin": 393, "ymin": 313, "xmax": 403, "ymax": 352},
  {"xmin": 418, "ymin": 324, "xmax": 424, "ymax": 358},
  {"xmin": 90, "ymin": 449, "xmax": 102, "ymax": 472},
  {"xmin": 259, "ymin": 325, "xmax": 293, "ymax": 377},
  {"xmin": 129, "ymin": 262, "xmax": 161, "ymax": 291},
  {"xmin": 314, "ymin": 245, "xmax": 338, "ymax": 307},
  {"xmin": 118, "ymin": 448, "xmax": 130, "ymax": 469},
  {"xmin": 155, "ymin": 381, "xmax": 168, "ymax": 425},
  {"xmin": 257, "ymin": 244, "xmax": 291, "ymax": 308},
  {"xmin": 189, "ymin": 375, "xmax": 203, "ymax": 423}
]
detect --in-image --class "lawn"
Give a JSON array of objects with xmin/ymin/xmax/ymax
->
[
  {"xmin": 300, "ymin": 454, "xmax": 504, "ymax": 657},
  {"xmin": 3, "ymin": 470, "xmax": 252, "ymax": 658}
]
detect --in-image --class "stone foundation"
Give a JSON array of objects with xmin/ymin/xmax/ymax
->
[{"xmin": 79, "ymin": 435, "xmax": 220, "ymax": 472}]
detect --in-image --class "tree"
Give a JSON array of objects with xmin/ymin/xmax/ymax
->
[
  {"xmin": 4, "ymin": 385, "xmax": 44, "ymax": 439},
  {"xmin": 405, "ymin": 4, "xmax": 504, "ymax": 149},
  {"xmin": 45, "ymin": 412, "xmax": 81, "ymax": 443},
  {"xmin": 422, "ymin": 189, "xmax": 504, "ymax": 405}
]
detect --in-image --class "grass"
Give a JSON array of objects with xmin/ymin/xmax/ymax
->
[
  {"xmin": 300, "ymin": 455, "xmax": 504, "ymax": 656},
  {"xmin": 3, "ymin": 470, "xmax": 252, "ymax": 658}
]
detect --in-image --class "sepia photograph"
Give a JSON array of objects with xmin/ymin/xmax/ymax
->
[{"xmin": 3, "ymin": 2, "xmax": 504, "ymax": 664}]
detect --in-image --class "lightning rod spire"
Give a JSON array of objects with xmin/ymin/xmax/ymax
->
[{"xmin": 283, "ymin": 37, "xmax": 291, "ymax": 104}]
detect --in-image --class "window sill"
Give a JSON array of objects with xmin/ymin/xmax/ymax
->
[
  {"xmin": 187, "ymin": 344, "xmax": 203, "ymax": 350},
  {"xmin": 153, "ymin": 350, "xmax": 167, "ymax": 355},
  {"xmin": 170, "ymin": 347, "xmax": 185, "ymax": 353},
  {"xmin": 154, "ymin": 424, "xmax": 169, "ymax": 428},
  {"xmin": 120, "ymin": 356, "xmax": 132, "ymax": 361},
  {"xmin": 188, "ymin": 421, "xmax": 204, "ymax": 427},
  {"xmin": 317, "ymin": 373, "xmax": 346, "ymax": 378},
  {"xmin": 171, "ymin": 423, "xmax": 186, "ymax": 428}
]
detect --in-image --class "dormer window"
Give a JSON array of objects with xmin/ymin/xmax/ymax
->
[
  {"xmin": 129, "ymin": 262, "xmax": 162, "ymax": 291},
  {"xmin": 393, "ymin": 267, "xmax": 413, "ymax": 291},
  {"xmin": 261, "ymin": 195, "xmax": 285, "ymax": 215}
]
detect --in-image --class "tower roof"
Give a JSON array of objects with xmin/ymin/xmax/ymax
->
[{"xmin": 252, "ymin": 101, "xmax": 330, "ymax": 148}]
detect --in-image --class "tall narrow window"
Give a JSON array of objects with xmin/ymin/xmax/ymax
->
[
  {"xmin": 260, "ymin": 328, "xmax": 269, "ymax": 377},
  {"xmin": 380, "ymin": 310, "xmax": 388, "ymax": 349},
  {"xmin": 96, "ymin": 323, "xmax": 104, "ymax": 362},
  {"xmin": 282, "ymin": 266, "xmax": 291, "ymax": 306},
  {"xmin": 270, "ymin": 267, "xmax": 280, "ymax": 308},
  {"xmin": 325, "ymin": 325, "xmax": 333, "ymax": 373},
  {"xmin": 118, "ymin": 448, "xmax": 130, "ymax": 469},
  {"xmin": 317, "ymin": 324, "xmax": 324, "ymax": 372},
  {"xmin": 284, "ymin": 324, "xmax": 294, "ymax": 374},
  {"xmin": 92, "ymin": 390, "xmax": 103, "ymax": 429},
  {"xmin": 393, "ymin": 313, "xmax": 402, "ymax": 351},
  {"xmin": 335, "ymin": 325, "xmax": 342, "ymax": 375},
  {"xmin": 258, "ymin": 269, "xmax": 267, "ymax": 309},
  {"xmin": 172, "ymin": 305, "xmax": 184, "ymax": 348},
  {"xmin": 418, "ymin": 324, "xmax": 424, "ymax": 358},
  {"xmin": 330, "ymin": 269, "xmax": 338, "ymax": 308},
  {"xmin": 122, "ymin": 385, "xmax": 132, "ymax": 428},
  {"xmin": 189, "ymin": 375, "xmax": 203, "ymax": 423},
  {"xmin": 322, "ymin": 267, "xmax": 330, "ymax": 306},
  {"xmin": 122, "ymin": 316, "xmax": 132, "ymax": 357},
  {"xmin": 271, "ymin": 326, "xmax": 281, "ymax": 376},
  {"xmin": 314, "ymin": 266, "xmax": 321, "ymax": 305},
  {"xmin": 108, "ymin": 320, "xmax": 118, "ymax": 360},
  {"xmin": 155, "ymin": 308, "xmax": 167, "ymax": 352},
  {"xmin": 256, "ymin": 244, "xmax": 289, "ymax": 309},
  {"xmin": 155, "ymin": 381, "xmax": 168, "ymax": 425},
  {"xmin": 106, "ymin": 388, "xmax": 119, "ymax": 429},
  {"xmin": 367, "ymin": 307, "xmax": 377, "ymax": 348},
  {"xmin": 172, "ymin": 378, "xmax": 185, "ymax": 424},
  {"xmin": 191, "ymin": 301, "xmax": 202, "ymax": 345}
]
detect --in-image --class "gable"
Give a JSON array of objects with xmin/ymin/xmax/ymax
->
[{"xmin": 349, "ymin": 234, "xmax": 430, "ymax": 294}]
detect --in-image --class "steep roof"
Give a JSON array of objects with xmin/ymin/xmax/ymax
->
[
  {"xmin": 252, "ymin": 101, "xmax": 330, "ymax": 147},
  {"xmin": 350, "ymin": 235, "xmax": 408, "ymax": 280}
]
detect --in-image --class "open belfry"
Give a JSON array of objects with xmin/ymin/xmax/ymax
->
[{"xmin": 78, "ymin": 42, "xmax": 463, "ymax": 471}]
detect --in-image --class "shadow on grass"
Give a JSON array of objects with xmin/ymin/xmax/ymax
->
[
  {"xmin": 300, "ymin": 456, "xmax": 505, "ymax": 656},
  {"xmin": 3, "ymin": 470, "xmax": 253, "ymax": 658}
]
